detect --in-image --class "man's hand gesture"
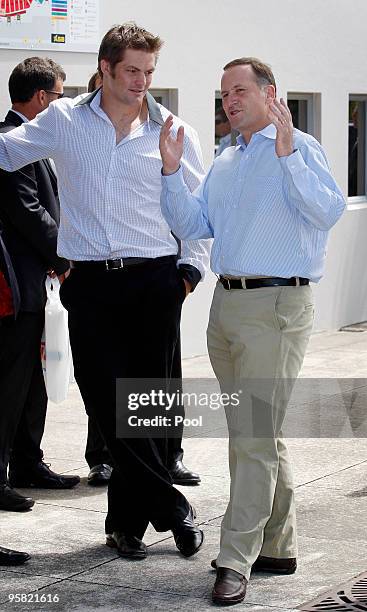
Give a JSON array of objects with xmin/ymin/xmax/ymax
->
[
  {"xmin": 267, "ymin": 98, "xmax": 294, "ymax": 158},
  {"xmin": 159, "ymin": 115, "xmax": 184, "ymax": 176}
]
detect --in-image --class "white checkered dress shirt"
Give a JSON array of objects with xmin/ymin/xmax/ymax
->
[{"xmin": 0, "ymin": 90, "xmax": 209, "ymax": 277}]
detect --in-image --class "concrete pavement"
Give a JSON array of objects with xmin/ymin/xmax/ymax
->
[{"xmin": 1, "ymin": 329, "xmax": 367, "ymax": 611}]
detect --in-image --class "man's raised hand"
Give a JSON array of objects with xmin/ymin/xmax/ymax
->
[
  {"xmin": 267, "ymin": 98, "xmax": 294, "ymax": 158},
  {"xmin": 159, "ymin": 115, "xmax": 184, "ymax": 175}
]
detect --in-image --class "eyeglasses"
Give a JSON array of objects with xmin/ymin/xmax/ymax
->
[{"xmin": 44, "ymin": 90, "xmax": 64, "ymax": 99}]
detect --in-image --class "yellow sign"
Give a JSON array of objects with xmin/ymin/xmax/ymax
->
[{"xmin": 51, "ymin": 33, "xmax": 65, "ymax": 44}]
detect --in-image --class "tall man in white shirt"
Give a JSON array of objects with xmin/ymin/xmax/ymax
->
[
  {"xmin": 0, "ymin": 23, "xmax": 208, "ymax": 560},
  {"xmin": 160, "ymin": 57, "xmax": 345, "ymax": 604}
]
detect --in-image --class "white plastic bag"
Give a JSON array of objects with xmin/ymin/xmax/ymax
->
[{"xmin": 43, "ymin": 277, "xmax": 72, "ymax": 403}]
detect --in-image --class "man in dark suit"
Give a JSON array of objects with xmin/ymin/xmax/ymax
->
[{"xmin": 0, "ymin": 57, "xmax": 80, "ymax": 512}]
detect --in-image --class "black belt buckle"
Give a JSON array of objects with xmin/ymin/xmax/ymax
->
[{"xmin": 105, "ymin": 258, "xmax": 123, "ymax": 271}]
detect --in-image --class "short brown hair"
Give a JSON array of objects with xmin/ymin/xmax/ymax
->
[
  {"xmin": 223, "ymin": 57, "xmax": 276, "ymax": 92},
  {"xmin": 9, "ymin": 57, "xmax": 66, "ymax": 103},
  {"xmin": 98, "ymin": 22, "xmax": 163, "ymax": 77}
]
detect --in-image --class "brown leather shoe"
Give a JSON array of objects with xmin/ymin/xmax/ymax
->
[
  {"xmin": 212, "ymin": 567, "xmax": 247, "ymax": 605},
  {"xmin": 106, "ymin": 532, "xmax": 147, "ymax": 559},
  {"xmin": 211, "ymin": 555, "xmax": 297, "ymax": 574}
]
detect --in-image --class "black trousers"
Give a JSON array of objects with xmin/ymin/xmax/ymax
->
[
  {"xmin": 85, "ymin": 415, "xmax": 111, "ymax": 469},
  {"xmin": 0, "ymin": 312, "xmax": 46, "ymax": 484},
  {"xmin": 60, "ymin": 257, "xmax": 190, "ymax": 537},
  {"xmin": 84, "ymin": 335, "xmax": 184, "ymax": 469}
]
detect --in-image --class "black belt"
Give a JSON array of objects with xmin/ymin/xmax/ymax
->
[
  {"xmin": 71, "ymin": 255, "xmax": 175, "ymax": 272},
  {"xmin": 219, "ymin": 276, "xmax": 309, "ymax": 290}
]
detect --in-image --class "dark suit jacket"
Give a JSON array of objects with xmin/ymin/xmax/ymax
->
[
  {"xmin": 0, "ymin": 223, "xmax": 20, "ymax": 317},
  {"xmin": 0, "ymin": 110, "xmax": 69, "ymax": 312}
]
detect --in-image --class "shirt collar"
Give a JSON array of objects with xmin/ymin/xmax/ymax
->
[
  {"xmin": 11, "ymin": 109, "xmax": 29, "ymax": 123},
  {"xmin": 258, "ymin": 123, "xmax": 276, "ymax": 139},
  {"xmin": 236, "ymin": 122, "xmax": 276, "ymax": 149},
  {"xmin": 90, "ymin": 87, "xmax": 102, "ymax": 113},
  {"xmin": 75, "ymin": 88, "xmax": 164, "ymax": 126}
]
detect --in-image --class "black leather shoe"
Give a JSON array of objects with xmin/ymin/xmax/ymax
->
[
  {"xmin": 0, "ymin": 546, "xmax": 31, "ymax": 566},
  {"xmin": 252, "ymin": 555, "xmax": 297, "ymax": 574},
  {"xmin": 211, "ymin": 555, "xmax": 297, "ymax": 574},
  {"xmin": 9, "ymin": 462, "xmax": 80, "ymax": 489},
  {"xmin": 170, "ymin": 460, "xmax": 201, "ymax": 485},
  {"xmin": 172, "ymin": 505, "xmax": 204, "ymax": 557},
  {"xmin": 212, "ymin": 567, "xmax": 247, "ymax": 605},
  {"xmin": 87, "ymin": 464, "xmax": 112, "ymax": 486},
  {"xmin": 0, "ymin": 484, "xmax": 34, "ymax": 511},
  {"xmin": 106, "ymin": 532, "xmax": 147, "ymax": 559}
]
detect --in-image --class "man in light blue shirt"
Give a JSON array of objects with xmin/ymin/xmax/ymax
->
[{"xmin": 160, "ymin": 57, "xmax": 345, "ymax": 605}]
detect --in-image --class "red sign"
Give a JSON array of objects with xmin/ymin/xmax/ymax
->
[{"xmin": 0, "ymin": 0, "xmax": 34, "ymax": 18}]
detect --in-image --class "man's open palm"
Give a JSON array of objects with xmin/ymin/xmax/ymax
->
[{"xmin": 159, "ymin": 115, "xmax": 184, "ymax": 175}]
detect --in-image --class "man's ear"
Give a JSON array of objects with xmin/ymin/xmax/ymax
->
[
  {"xmin": 100, "ymin": 59, "xmax": 110, "ymax": 77},
  {"xmin": 265, "ymin": 84, "xmax": 276, "ymax": 104},
  {"xmin": 35, "ymin": 89, "xmax": 47, "ymax": 107}
]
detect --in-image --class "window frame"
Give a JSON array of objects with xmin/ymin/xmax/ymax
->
[
  {"xmin": 150, "ymin": 89, "xmax": 178, "ymax": 115},
  {"xmin": 63, "ymin": 86, "xmax": 87, "ymax": 98},
  {"xmin": 287, "ymin": 92, "xmax": 321, "ymax": 142},
  {"xmin": 348, "ymin": 94, "xmax": 367, "ymax": 204}
]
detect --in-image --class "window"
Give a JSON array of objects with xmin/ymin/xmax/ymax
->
[
  {"xmin": 150, "ymin": 89, "xmax": 178, "ymax": 115},
  {"xmin": 287, "ymin": 93, "xmax": 321, "ymax": 141},
  {"xmin": 214, "ymin": 91, "xmax": 236, "ymax": 157},
  {"xmin": 348, "ymin": 96, "xmax": 366, "ymax": 198},
  {"xmin": 63, "ymin": 86, "xmax": 87, "ymax": 99}
]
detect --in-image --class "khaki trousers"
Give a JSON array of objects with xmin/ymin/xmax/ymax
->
[{"xmin": 207, "ymin": 282, "xmax": 314, "ymax": 580}]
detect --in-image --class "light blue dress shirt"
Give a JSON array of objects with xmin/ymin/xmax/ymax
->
[{"xmin": 161, "ymin": 124, "xmax": 346, "ymax": 282}]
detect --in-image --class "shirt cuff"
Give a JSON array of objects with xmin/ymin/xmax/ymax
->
[
  {"xmin": 161, "ymin": 166, "xmax": 186, "ymax": 193},
  {"xmin": 54, "ymin": 258, "xmax": 70, "ymax": 276},
  {"xmin": 178, "ymin": 264, "xmax": 202, "ymax": 292},
  {"xmin": 278, "ymin": 149, "xmax": 306, "ymax": 175}
]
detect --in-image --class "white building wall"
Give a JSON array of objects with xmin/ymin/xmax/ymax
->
[{"xmin": 0, "ymin": 0, "xmax": 365, "ymax": 357}]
